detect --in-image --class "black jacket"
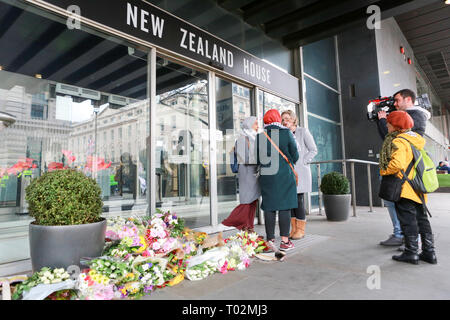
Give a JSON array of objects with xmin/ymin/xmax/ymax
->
[{"xmin": 377, "ymin": 106, "xmax": 430, "ymax": 140}]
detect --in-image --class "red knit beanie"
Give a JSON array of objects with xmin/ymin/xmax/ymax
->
[
  {"xmin": 387, "ymin": 110, "xmax": 414, "ymax": 130},
  {"xmin": 263, "ymin": 109, "xmax": 281, "ymax": 124}
]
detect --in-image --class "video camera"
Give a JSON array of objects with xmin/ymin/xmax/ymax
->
[
  {"xmin": 366, "ymin": 96, "xmax": 395, "ymax": 121},
  {"xmin": 366, "ymin": 93, "xmax": 432, "ymax": 121}
]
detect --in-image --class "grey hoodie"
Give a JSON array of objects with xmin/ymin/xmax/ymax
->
[{"xmin": 377, "ymin": 106, "xmax": 431, "ymax": 139}]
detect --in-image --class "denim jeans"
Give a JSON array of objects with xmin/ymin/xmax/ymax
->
[{"xmin": 384, "ymin": 200, "xmax": 403, "ymax": 238}]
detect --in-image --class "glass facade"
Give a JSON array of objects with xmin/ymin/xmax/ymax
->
[
  {"xmin": 302, "ymin": 37, "xmax": 343, "ymax": 208},
  {"xmin": 0, "ymin": 0, "xmax": 299, "ymax": 265},
  {"xmin": 155, "ymin": 60, "xmax": 210, "ymax": 228},
  {"xmin": 0, "ymin": 1, "xmax": 151, "ymax": 263}
]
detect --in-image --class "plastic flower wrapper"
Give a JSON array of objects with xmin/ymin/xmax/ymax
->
[
  {"xmin": 225, "ymin": 231, "xmax": 268, "ymax": 256},
  {"xmin": 224, "ymin": 241, "xmax": 251, "ymax": 271},
  {"xmin": 77, "ymin": 271, "xmax": 115, "ymax": 300},
  {"xmin": 13, "ymin": 267, "xmax": 74, "ymax": 300},
  {"xmin": 86, "ymin": 257, "xmax": 130, "ymax": 283},
  {"xmin": 185, "ymin": 260, "xmax": 218, "ymax": 281},
  {"xmin": 131, "ymin": 256, "xmax": 168, "ymax": 288}
]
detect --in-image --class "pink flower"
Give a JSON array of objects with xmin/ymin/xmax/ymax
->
[
  {"xmin": 220, "ymin": 261, "xmax": 228, "ymax": 274},
  {"xmin": 152, "ymin": 241, "xmax": 161, "ymax": 250}
]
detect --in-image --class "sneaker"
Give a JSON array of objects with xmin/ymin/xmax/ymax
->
[
  {"xmin": 280, "ymin": 240, "xmax": 294, "ymax": 251},
  {"xmin": 265, "ymin": 239, "xmax": 276, "ymax": 253},
  {"xmin": 379, "ymin": 234, "xmax": 403, "ymax": 246}
]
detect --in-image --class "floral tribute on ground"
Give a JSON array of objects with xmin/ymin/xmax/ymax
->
[{"xmin": 11, "ymin": 210, "xmax": 270, "ymax": 300}]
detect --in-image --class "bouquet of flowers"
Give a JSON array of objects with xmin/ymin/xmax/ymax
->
[
  {"xmin": 11, "ymin": 267, "xmax": 71, "ymax": 300},
  {"xmin": 221, "ymin": 242, "xmax": 251, "ymax": 272},
  {"xmin": 185, "ymin": 261, "xmax": 218, "ymax": 281},
  {"xmin": 225, "ymin": 231, "xmax": 268, "ymax": 257},
  {"xmin": 87, "ymin": 258, "xmax": 130, "ymax": 282},
  {"xmin": 77, "ymin": 271, "xmax": 115, "ymax": 300}
]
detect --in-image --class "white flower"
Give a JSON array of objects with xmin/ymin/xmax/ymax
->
[
  {"xmin": 43, "ymin": 280, "xmax": 51, "ymax": 285},
  {"xmin": 43, "ymin": 271, "xmax": 52, "ymax": 278},
  {"xmin": 51, "ymin": 279, "xmax": 62, "ymax": 284}
]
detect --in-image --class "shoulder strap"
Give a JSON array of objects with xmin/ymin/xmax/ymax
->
[{"xmin": 263, "ymin": 131, "xmax": 296, "ymax": 176}]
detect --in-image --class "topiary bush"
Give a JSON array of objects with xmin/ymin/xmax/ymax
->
[
  {"xmin": 320, "ymin": 171, "xmax": 350, "ymax": 195},
  {"xmin": 26, "ymin": 169, "xmax": 103, "ymax": 226}
]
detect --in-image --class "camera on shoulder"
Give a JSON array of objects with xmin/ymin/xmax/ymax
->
[{"xmin": 366, "ymin": 96, "xmax": 395, "ymax": 121}]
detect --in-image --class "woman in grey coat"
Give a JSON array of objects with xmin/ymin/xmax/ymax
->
[
  {"xmin": 222, "ymin": 116, "xmax": 261, "ymax": 232},
  {"xmin": 281, "ymin": 110, "xmax": 318, "ymax": 240}
]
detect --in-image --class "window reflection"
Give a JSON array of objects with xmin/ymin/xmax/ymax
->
[{"xmin": 155, "ymin": 58, "xmax": 210, "ymax": 228}]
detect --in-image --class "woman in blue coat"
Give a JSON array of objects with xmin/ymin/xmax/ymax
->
[{"xmin": 256, "ymin": 109, "xmax": 299, "ymax": 251}]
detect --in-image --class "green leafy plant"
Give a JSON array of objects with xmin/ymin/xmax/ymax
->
[
  {"xmin": 25, "ymin": 169, "xmax": 103, "ymax": 226},
  {"xmin": 320, "ymin": 171, "xmax": 350, "ymax": 195}
]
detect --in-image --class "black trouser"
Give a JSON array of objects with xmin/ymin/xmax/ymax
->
[
  {"xmin": 395, "ymin": 198, "xmax": 432, "ymax": 237},
  {"xmin": 291, "ymin": 193, "xmax": 306, "ymax": 220},
  {"xmin": 264, "ymin": 210, "xmax": 291, "ymax": 240}
]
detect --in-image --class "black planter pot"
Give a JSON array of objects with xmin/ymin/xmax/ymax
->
[
  {"xmin": 323, "ymin": 194, "xmax": 351, "ymax": 221},
  {"xmin": 29, "ymin": 218, "xmax": 107, "ymax": 272}
]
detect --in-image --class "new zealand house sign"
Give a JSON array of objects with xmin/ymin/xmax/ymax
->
[{"xmin": 27, "ymin": 0, "xmax": 300, "ymax": 102}]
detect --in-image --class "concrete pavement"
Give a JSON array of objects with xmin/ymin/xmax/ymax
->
[{"xmin": 145, "ymin": 192, "xmax": 450, "ymax": 300}]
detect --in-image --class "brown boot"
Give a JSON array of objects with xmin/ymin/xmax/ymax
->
[
  {"xmin": 291, "ymin": 219, "xmax": 306, "ymax": 240},
  {"xmin": 289, "ymin": 218, "xmax": 296, "ymax": 238}
]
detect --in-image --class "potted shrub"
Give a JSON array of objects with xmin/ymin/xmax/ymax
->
[
  {"xmin": 26, "ymin": 169, "xmax": 106, "ymax": 272},
  {"xmin": 320, "ymin": 171, "xmax": 351, "ymax": 221}
]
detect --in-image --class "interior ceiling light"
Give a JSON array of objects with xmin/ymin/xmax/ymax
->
[
  {"xmin": 445, "ymin": 0, "xmax": 450, "ymax": 5},
  {"xmin": 35, "ymin": 74, "xmax": 42, "ymax": 79},
  {"xmin": 0, "ymin": 66, "xmax": 3, "ymax": 70},
  {"xmin": 383, "ymin": 70, "xmax": 390, "ymax": 74}
]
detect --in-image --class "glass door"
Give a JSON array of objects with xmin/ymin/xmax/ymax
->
[
  {"xmin": 215, "ymin": 77, "xmax": 254, "ymax": 224},
  {"xmin": 155, "ymin": 57, "xmax": 210, "ymax": 228}
]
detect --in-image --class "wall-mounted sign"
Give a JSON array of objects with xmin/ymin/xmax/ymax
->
[{"xmin": 31, "ymin": 0, "xmax": 300, "ymax": 102}]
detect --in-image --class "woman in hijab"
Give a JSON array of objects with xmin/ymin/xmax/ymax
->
[
  {"xmin": 222, "ymin": 116, "xmax": 261, "ymax": 232},
  {"xmin": 256, "ymin": 109, "xmax": 299, "ymax": 251}
]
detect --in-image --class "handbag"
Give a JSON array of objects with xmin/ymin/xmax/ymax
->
[
  {"xmin": 378, "ymin": 161, "xmax": 414, "ymax": 202},
  {"xmin": 263, "ymin": 131, "xmax": 298, "ymax": 186}
]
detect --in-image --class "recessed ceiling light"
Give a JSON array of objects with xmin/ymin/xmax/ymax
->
[
  {"xmin": 383, "ymin": 70, "xmax": 390, "ymax": 74},
  {"xmin": 394, "ymin": 83, "xmax": 401, "ymax": 87}
]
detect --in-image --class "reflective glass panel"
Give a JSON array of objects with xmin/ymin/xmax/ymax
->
[
  {"xmin": 155, "ymin": 58, "xmax": 210, "ymax": 228},
  {"xmin": 307, "ymin": 116, "xmax": 343, "ymax": 208},
  {"xmin": 302, "ymin": 37, "xmax": 338, "ymax": 89},
  {"xmin": 215, "ymin": 78, "xmax": 253, "ymax": 224},
  {"xmin": 0, "ymin": 0, "xmax": 149, "ymax": 263},
  {"xmin": 305, "ymin": 77, "xmax": 340, "ymax": 122},
  {"xmin": 260, "ymin": 91, "xmax": 296, "ymax": 116}
]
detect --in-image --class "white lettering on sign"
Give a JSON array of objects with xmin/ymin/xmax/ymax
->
[
  {"xmin": 127, "ymin": 2, "xmax": 165, "ymax": 38},
  {"xmin": 243, "ymin": 58, "xmax": 271, "ymax": 84},
  {"xmin": 179, "ymin": 28, "xmax": 234, "ymax": 68}
]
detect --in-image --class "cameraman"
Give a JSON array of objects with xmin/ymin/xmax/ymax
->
[{"xmin": 376, "ymin": 89, "xmax": 431, "ymax": 247}]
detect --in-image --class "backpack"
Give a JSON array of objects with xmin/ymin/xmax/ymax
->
[
  {"xmin": 229, "ymin": 137, "xmax": 250, "ymax": 174},
  {"xmin": 398, "ymin": 137, "xmax": 439, "ymax": 194},
  {"xmin": 230, "ymin": 146, "xmax": 239, "ymax": 173},
  {"xmin": 398, "ymin": 136, "xmax": 439, "ymax": 217}
]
